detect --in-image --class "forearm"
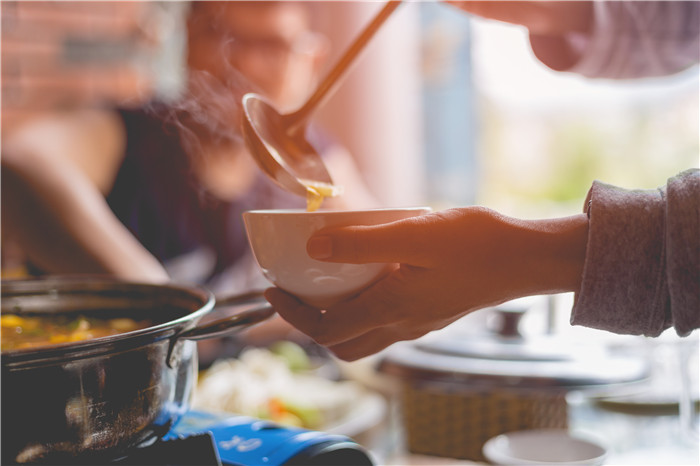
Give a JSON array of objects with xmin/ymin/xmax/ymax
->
[
  {"xmin": 2, "ymin": 146, "xmax": 169, "ymax": 283},
  {"xmin": 446, "ymin": 1, "xmax": 593, "ymax": 71},
  {"xmin": 266, "ymin": 208, "xmax": 590, "ymax": 361},
  {"xmin": 532, "ymin": 1, "xmax": 700, "ymax": 79},
  {"xmin": 494, "ymin": 212, "xmax": 588, "ymax": 298}
]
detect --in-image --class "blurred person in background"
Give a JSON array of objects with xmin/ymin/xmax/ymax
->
[
  {"xmin": 1, "ymin": 1, "xmax": 376, "ymax": 356},
  {"xmin": 266, "ymin": 1, "xmax": 700, "ymax": 361}
]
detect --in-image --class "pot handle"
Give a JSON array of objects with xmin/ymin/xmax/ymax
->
[{"xmin": 178, "ymin": 290, "xmax": 275, "ymax": 341}]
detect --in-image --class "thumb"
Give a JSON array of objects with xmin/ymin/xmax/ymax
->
[{"xmin": 306, "ymin": 215, "xmax": 430, "ymax": 265}]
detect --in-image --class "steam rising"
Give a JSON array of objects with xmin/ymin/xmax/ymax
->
[
  {"xmin": 160, "ymin": 69, "xmax": 252, "ymax": 163},
  {"xmin": 145, "ymin": 12, "xmax": 261, "ymax": 168}
]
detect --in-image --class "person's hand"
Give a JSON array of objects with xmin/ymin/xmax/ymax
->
[
  {"xmin": 445, "ymin": 1, "xmax": 593, "ymax": 36},
  {"xmin": 265, "ymin": 207, "xmax": 588, "ymax": 361},
  {"xmin": 445, "ymin": 1, "xmax": 594, "ymax": 71}
]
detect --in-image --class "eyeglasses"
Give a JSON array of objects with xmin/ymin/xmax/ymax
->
[
  {"xmin": 224, "ymin": 33, "xmax": 324, "ymax": 75},
  {"xmin": 229, "ymin": 30, "xmax": 323, "ymax": 58}
]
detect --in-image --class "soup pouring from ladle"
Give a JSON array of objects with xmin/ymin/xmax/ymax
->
[{"xmin": 242, "ymin": 1, "xmax": 402, "ymax": 200}]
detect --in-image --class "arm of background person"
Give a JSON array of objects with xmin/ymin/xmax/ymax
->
[
  {"xmin": 446, "ymin": 1, "xmax": 594, "ymax": 71},
  {"xmin": 552, "ymin": 1, "xmax": 700, "ymax": 78},
  {"xmin": 1, "ymin": 110, "xmax": 169, "ymax": 282},
  {"xmin": 447, "ymin": 1, "xmax": 700, "ymax": 78}
]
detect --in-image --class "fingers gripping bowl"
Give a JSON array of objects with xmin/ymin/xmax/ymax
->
[{"xmin": 243, "ymin": 208, "xmax": 431, "ymax": 308}]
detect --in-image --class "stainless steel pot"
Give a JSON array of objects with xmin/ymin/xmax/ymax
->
[{"xmin": 1, "ymin": 277, "xmax": 275, "ymax": 465}]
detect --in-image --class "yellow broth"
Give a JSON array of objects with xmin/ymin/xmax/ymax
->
[
  {"xmin": 302, "ymin": 180, "xmax": 343, "ymax": 212},
  {"xmin": 1, "ymin": 313, "xmax": 152, "ymax": 351}
]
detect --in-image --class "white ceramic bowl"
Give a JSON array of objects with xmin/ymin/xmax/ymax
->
[
  {"xmin": 243, "ymin": 207, "xmax": 430, "ymax": 308},
  {"xmin": 483, "ymin": 429, "xmax": 607, "ymax": 465}
]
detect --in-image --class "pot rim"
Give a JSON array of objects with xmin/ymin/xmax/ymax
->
[{"xmin": 1, "ymin": 276, "xmax": 214, "ymax": 367}]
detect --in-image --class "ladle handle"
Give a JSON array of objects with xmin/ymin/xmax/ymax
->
[{"xmin": 288, "ymin": 1, "xmax": 402, "ymax": 133}]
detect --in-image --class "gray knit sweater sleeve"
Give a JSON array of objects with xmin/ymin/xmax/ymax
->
[{"xmin": 571, "ymin": 169, "xmax": 700, "ymax": 337}]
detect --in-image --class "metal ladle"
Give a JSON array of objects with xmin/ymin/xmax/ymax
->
[{"xmin": 242, "ymin": 1, "xmax": 402, "ymax": 198}]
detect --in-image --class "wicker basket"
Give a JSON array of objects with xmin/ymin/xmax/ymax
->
[
  {"xmin": 381, "ymin": 308, "xmax": 647, "ymax": 462},
  {"xmin": 400, "ymin": 380, "xmax": 568, "ymax": 462}
]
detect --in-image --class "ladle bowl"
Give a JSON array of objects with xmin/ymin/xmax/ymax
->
[
  {"xmin": 242, "ymin": 1, "xmax": 401, "ymax": 198},
  {"xmin": 242, "ymin": 93, "xmax": 332, "ymax": 198}
]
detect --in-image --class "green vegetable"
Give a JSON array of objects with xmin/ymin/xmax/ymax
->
[
  {"xmin": 284, "ymin": 402, "xmax": 322, "ymax": 429},
  {"xmin": 269, "ymin": 340, "xmax": 311, "ymax": 372}
]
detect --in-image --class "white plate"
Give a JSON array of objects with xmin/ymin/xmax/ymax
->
[
  {"xmin": 483, "ymin": 429, "xmax": 607, "ymax": 465},
  {"xmin": 323, "ymin": 392, "xmax": 386, "ymax": 438}
]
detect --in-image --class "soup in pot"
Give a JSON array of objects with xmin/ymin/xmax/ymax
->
[{"xmin": 1, "ymin": 313, "xmax": 152, "ymax": 351}]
